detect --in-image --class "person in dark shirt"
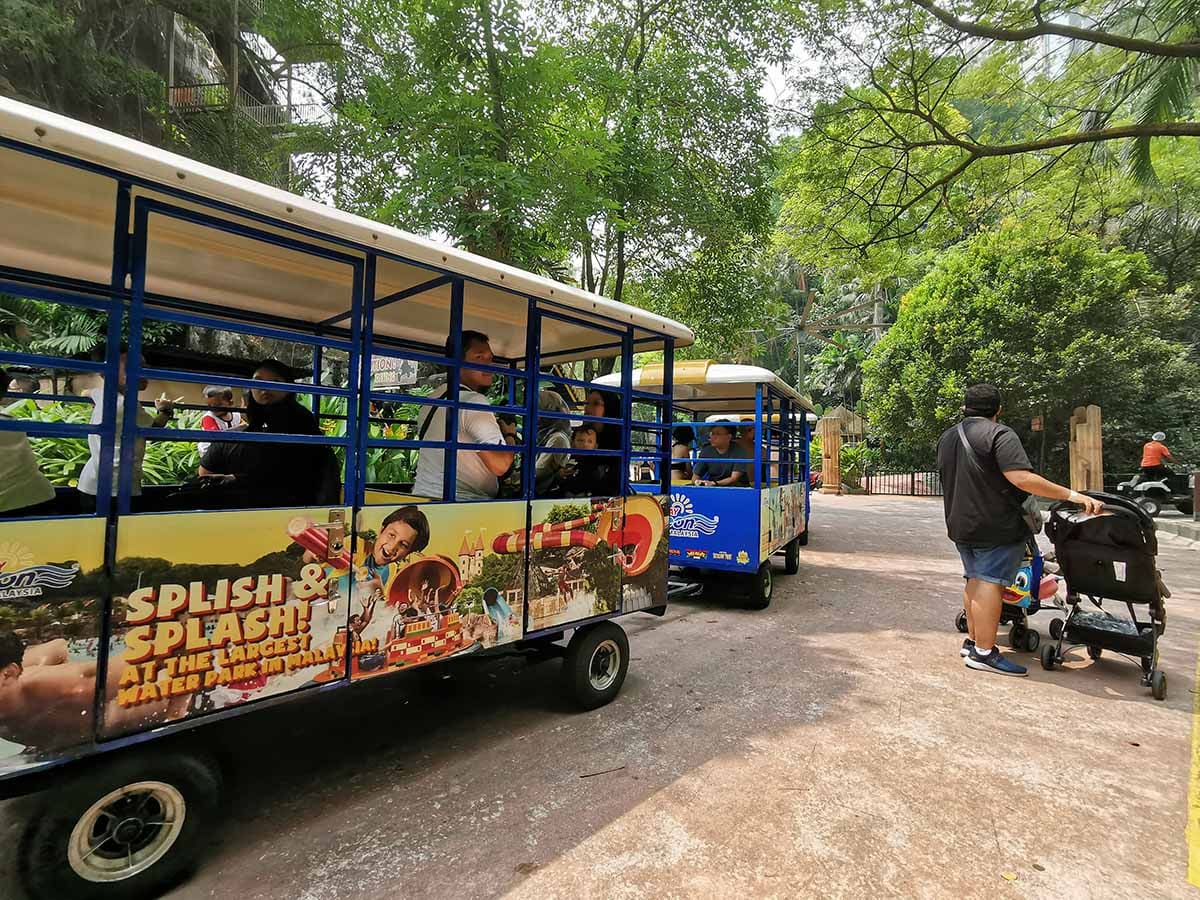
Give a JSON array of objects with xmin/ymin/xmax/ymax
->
[
  {"xmin": 692, "ymin": 423, "xmax": 748, "ymax": 486},
  {"xmin": 937, "ymin": 384, "xmax": 1102, "ymax": 677},
  {"xmin": 199, "ymin": 359, "xmax": 339, "ymax": 508}
]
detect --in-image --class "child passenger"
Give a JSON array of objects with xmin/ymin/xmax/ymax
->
[
  {"xmin": 561, "ymin": 424, "xmax": 615, "ymax": 498},
  {"xmin": 198, "ymin": 385, "xmax": 243, "ymax": 457}
]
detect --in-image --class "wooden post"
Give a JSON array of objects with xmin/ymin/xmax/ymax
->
[
  {"xmin": 818, "ymin": 416, "xmax": 841, "ymax": 495},
  {"xmin": 1068, "ymin": 405, "xmax": 1104, "ymax": 492}
]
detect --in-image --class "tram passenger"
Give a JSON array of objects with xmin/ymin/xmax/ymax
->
[
  {"xmin": 692, "ymin": 423, "xmax": 748, "ymax": 487},
  {"xmin": 736, "ymin": 424, "xmax": 764, "ymax": 485},
  {"xmin": 495, "ymin": 413, "xmax": 522, "ymax": 497},
  {"xmin": 577, "ymin": 389, "xmax": 622, "ymax": 496},
  {"xmin": 671, "ymin": 425, "xmax": 694, "ymax": 482},
  {"xmin": 199, "ymin": 359, "xmax": 339, "ymax": 507},
  {"xmin": 197, "ymin": 385, "xmax": 243, "ymax": 457},
  {"xmin": 559, "ymin": 424, "xmax": 602, "ymax": 497},
  {"xmin": 1, "ymin": 372, "xmax": 38, "ymax": 414},
  {"xmin": 497, "ymin": 413, "xmax": 520, "ymax": 446},
  {"xmin": 411, "ymin": 331, "xmax": 514, "ymax": 500},
  {"xmin": 535, "ymin": 390, "xmax": 572, "ymax": 497},
  {"xmin": 77, "ymin": 345, "xmax": 175, "ymax": 512},
  {"xmin": 0, "ymin": 368, "xmax": 57, "ymax": 518}
]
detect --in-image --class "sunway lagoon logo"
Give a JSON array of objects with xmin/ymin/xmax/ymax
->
[
  {"xmin": 0, "ymin": 543, "xmax": 80, "ymax": 602},
  {"xmin": 668, "ymin": 493, "xmax": 720, "ymax": 539}
]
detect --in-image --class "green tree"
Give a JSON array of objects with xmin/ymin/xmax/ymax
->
[
  {"xmin": 779, "ymin": 0, "xmax": 1200, "ymax": 256},
  {"xmin": 323, "ymin": 0, "xmax": 576, "ymax": 273},
  {"xmin": 862, "ymin": 221, "xmax": 1196, "ymax": 476}
]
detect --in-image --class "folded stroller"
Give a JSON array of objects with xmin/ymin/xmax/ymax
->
[{"xmin": 1041, "ymin": 492, "xmax": 1168, "ymax": 700}]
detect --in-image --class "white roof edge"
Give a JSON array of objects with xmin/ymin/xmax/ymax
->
[
  {"xmin": 597, "ymin": 363, "xmax": 813, "ymax": 410},
  {"xmin": 0, "ymin": 98, "xmax": 695, "ymax": 347}
]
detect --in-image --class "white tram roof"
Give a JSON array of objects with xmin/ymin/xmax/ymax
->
[
  {"xmin": 597, "ymin": 361, "xmax": 814, "ymax": 412},
  {"xmin": 0, "ymin": 99, "xmax": 694, "ymax": 360}
]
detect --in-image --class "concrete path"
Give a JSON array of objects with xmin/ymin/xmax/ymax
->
[{"xmin": 5, "ymin": 494, "xmax": 1198, "ymax": 898}]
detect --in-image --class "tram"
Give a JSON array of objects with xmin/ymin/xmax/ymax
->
[
  {"xmin": 600, "ymin": 361, "xmax": 813, "ymax": 608},
  {"xmin": 0, "ymin": 98, "xmax": 691, "ymax": 898}
]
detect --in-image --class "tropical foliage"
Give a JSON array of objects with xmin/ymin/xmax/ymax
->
[{"xmin": 2, "ymin": 0, "xmax": 1197, "ymax": 478}]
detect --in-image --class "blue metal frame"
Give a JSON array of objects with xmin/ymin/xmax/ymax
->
[
  {"xmin": 668, "ymin": 381, "xmax": 812, "ymax": 575},
  {"xmin": 0, "ymin": 132, "xmax": 688, "ymax": 788}
]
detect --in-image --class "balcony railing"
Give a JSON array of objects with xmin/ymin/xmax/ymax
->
[{"xmin": 168, "ymin": 83, "xmax": 327, "ymax": 129}]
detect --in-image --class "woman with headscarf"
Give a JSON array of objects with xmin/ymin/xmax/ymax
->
[
  {"xmin": 199, "ymin": 359, "xmax": 340, "ymax": 507},
  {"xmin": 534, "ymin": 389, "xmax": 573, "ymax": 497}
]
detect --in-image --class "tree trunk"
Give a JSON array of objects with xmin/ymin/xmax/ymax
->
[{"xmin": 478, "ymin": 0, "xmax": 515, "ymax": 263}]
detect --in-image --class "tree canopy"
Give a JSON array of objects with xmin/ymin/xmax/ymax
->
[
  {"xmin": 862, "ymin": 221, "xmax": 1197, "ymax": 474},
  {"xmin": 2, "ymin": 0, "xmax": 1197, "ymax": 474}
]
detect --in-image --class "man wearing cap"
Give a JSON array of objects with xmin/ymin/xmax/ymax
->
[
  {"xmin": 1139, "ymin": 431, "xmax": 1173, "ymax": 482},
  {"xmin": 937, "ymin": 384, "xmax": 1104, "ymax": 677}
]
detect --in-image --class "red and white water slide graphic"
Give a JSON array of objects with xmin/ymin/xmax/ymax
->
[{"xmin": 491, "ymin": 497, "xmax": 664, "ymax": 578}]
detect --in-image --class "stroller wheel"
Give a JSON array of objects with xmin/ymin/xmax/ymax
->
[
  {"xmin": 1024, "ymin": 629, "xmax": 1040, "ymax": 653},
  {"xmin": 1008, "ymin": 623, "xmax": 1026, "ymax": 649},
  {"xmin": 1151, "ymin": 670, "xmax": 1167, "ymax": 701},
  {"xmin": 1039, "ymin": 643, "xmax": 1057, "ymax": 671},
  {"xmin": 1049, "ymin": 618, "xmax": 1064, "ymax": 641},
  {"xmin": 1087, "ymin": 645, "xmax": 1102, "ymax": 661},
  {"xmin": 955, "ymin": 610, "xmax": 968, "ymax": 634}
]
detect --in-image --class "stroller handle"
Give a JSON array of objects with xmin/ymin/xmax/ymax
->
[{"xmin": 1047, "ymin": 490, "xmax": 1158, "ymax": 554}]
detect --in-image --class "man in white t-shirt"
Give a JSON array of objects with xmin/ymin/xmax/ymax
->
[
  {"xmin": 77, "ymin": 348, "xmax": 174, "ymax": 511},
  {"xmin": 411, "ymin": 331, "xmax": 514, "ymax": 500}
]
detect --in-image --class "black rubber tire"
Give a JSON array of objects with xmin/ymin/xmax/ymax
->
[
  {"xmin": 1024, "ymin": 629, "xmax": 1040, "ymax": 653},
  {"xmin": 1049, "ymin": 618, "xmax": 1064, "ymax": 641},
  {"xmin": 1177, "ymin": 501, "xmax": 1194, "ymax": 516},
  {"xmin": 1136, "ymin": 495, "xmax": 1162, "ymax": 517},
  {"xmin": 745, "ymin": 562, "xmax": 773, "ymax": 610},
  {"xmin": 784, "ymin": 539, "xmax": 800, "ymax": 575},
  {"xmin": 1039, "ymin": 643, "xmax": 1057, "ymax": 671},
  {"xmin": 1008, "ymin": 624, "xmax": 1026, "ymax": 649},
  {"xmin": 954, "ymin": 610, "xmax": 968, "ymax": 634},
  {"xmin": 20, "ymin": 749, "xmax": 221, "ymax": 900},
  {"xmin": 562, "ymin": 621, "xmax": 630, "ymax": 711},
  {"xmin": 1151, "ymin": 670, "xmax": 1167, "ymax": 701},
  {"xmin": 1087, "ymin": 645, "xmax": 1102, "ymax": 661}
]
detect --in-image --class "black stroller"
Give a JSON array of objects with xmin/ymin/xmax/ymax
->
[{"xmin": 1041, "ymin": 492, "xmax": 1168, "ymax": 700}]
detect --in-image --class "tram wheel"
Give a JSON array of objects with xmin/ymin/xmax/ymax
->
[
  {"xmin": 562, "ymin": 621, "xmax": 629, "ymax": 711},
  {"xmin": 746, "ymin": 562, "xmax": 773, "ymax": 610},
  {"xmin": 784, "ymin": 539, "xmax": 800, "ymax": 575},
  {"xmin": 20, "ymin": 749, "xmax": 221, "ymax": 900}
]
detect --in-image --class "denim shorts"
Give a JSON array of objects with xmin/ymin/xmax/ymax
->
[{"xmin": 955, "ymin": 541, "xmax": 1026, "ymax": 586}]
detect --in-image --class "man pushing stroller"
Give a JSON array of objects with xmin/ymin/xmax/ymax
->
[{"xmin": 937, "ymin": 385, "xmax": 1104, "ymax": 677}]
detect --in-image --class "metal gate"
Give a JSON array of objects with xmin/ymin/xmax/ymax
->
[{"xmin": 863, "ymin": 467, "xmax": 942, "ymax": 496}]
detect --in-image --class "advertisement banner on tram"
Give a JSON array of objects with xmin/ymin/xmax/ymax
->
[
  {"xmin": 0, "ymin": 518, "xmax": 107, "ymax": 773},
  {"xmin": 759, "ymin": 482, "xmax": 806, "ymax": 560},
  {"xmin": 344, "ymin": 501, "xmax": 528, "ymax": 681},
  {"xmin": 667, "ymin": 488, "xmax": 759, "ymax": 571}
]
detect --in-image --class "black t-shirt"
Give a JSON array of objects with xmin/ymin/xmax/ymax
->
[
  {"xmin": 936, "ymin": 417, "xmax": 1033, "ymax": 546},
  {"xmin": 200, "ymin": 439, "xmax": 337, "ymax": 508}
]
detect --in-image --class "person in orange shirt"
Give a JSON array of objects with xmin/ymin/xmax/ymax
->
[{"xmin": 1140, "ymin": 431, "xmax": 1174, "ymax": 481}]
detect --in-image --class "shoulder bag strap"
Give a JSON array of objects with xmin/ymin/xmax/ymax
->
[
  {"xmin": 956, "ymin": 422, "xmax": 985, "ymax": 472},
  {"xmin": 416, "ymin": 386, "xmax": 449, "ymax": 442}
]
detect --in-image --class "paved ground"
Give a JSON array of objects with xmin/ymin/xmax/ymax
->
[{"xmin": 4, "ymin": 494, "xmax": 1198, "ymax": 898}]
